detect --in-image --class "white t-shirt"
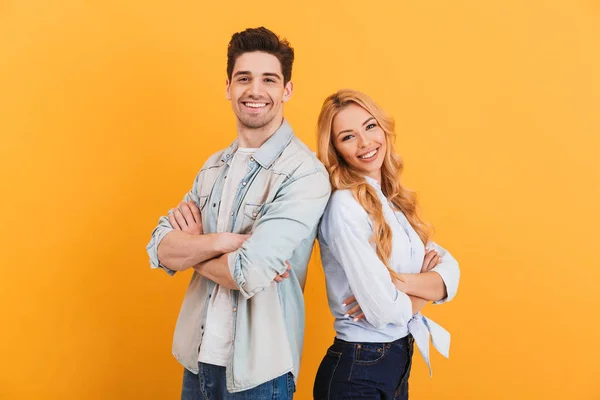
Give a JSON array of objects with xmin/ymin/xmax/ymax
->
[{"xmin": 198, "ymin": 148, "xmax": 257, "ymax": 366}]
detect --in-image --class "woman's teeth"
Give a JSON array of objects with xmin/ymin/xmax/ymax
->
[{"xmin": 359, "ymin": 149, "xmax": 378, "ymax": 159}]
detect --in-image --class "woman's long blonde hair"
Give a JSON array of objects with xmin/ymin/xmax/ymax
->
[{"xmin": 317, "ymin": 89, "xmax": 431, "ymax": 281}]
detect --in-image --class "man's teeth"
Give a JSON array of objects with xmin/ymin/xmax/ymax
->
[
  {"xmin": 245, "ymin": 103, "xmax": 266, "ymax": 108},
  {"xmin": 359, "ymin": 149, "xmax": 378, "ymax": 159}
]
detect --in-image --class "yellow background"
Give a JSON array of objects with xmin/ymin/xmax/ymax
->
[{"xmin": 2, "ymin": 0, "xmax": 599, "ymax": 399}]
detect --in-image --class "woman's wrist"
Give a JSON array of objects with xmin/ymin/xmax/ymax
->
[{"xmin": 398, "ymin": 273, "xmax": 415, "ymax": 295}]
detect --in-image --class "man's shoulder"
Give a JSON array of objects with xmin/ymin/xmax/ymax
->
[
  {"xmin": 272, "ymin": 136, "xmax": 327, "ymax": 178},
  {"xmin": 200, "ymin": 148, "xmax": 228, "ymax": 171}
]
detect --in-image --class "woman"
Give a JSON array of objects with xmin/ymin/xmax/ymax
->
[{"xmin": 313, "ymin": 89, "xmax": 460, "ymax": 400}]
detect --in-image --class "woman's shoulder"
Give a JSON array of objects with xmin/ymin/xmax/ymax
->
[
  {"xmin": 326, "ymin": 189, "xmax": 365, "ymax": 214},
  {"xmin": 320, "ymin": 189, "xmax": 370, "ymax": 236}
]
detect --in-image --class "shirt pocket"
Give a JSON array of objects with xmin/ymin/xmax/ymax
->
[
  {"xmin": 197, "ymin": 195, "xmax": 209, "ymax": 211},
  {"xmin": 240, "ymin": 202, "xmax": 265, "ymax": 233},
  {"xmin": 195, "ymin": 195, "xmax": 209, "ymax": 232}
]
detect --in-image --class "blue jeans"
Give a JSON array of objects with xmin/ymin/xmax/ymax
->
[
  {"xmin": 313, "ymin": 336, "xmax": 414, "ymax": 400},
  {"xmin": 181, "ymin": 362, "xmax": 295, "ymax": 400}
]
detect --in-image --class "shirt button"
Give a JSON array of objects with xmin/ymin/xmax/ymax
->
[
  {"xmin": 212, "ymin": 203, "xmax": 216, "ymax": 207},
  {"xmin": 250, "ymin": 157, "xmax": 254, "ymax": 162},
  {"xmin": 230, "ymin": 212, "xmax": 234, "ymax": 216},
  {"xmin": 242, "ymin": 181, "xmax": 247, "ymax": 186},
  {"xmin": 201, "ymin": 325, "xmax": 204, "ymax": 330},
  {"xmin": 252, "ymin": 212, "xmax": 257, "ymax": 217},
  {"xmin": 233, "ymin": 307, "xmax": 237, "ymax": 312}
]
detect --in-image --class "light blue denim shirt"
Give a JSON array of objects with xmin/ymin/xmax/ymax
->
[
  {"xmin": 318, "ymin": 176, "xmax": 460, "ymax": 374},
  {"xmin": 146, "ymin": 120, "xmax": 331, "ymax": 392}
]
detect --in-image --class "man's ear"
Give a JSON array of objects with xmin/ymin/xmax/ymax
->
[{"xmin": 282, "ymin": 81, "xmax": 293, "ymax": 103}]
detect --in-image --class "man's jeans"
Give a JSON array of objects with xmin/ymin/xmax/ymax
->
[{"xmin": 182, "ymin": 362, "xmax": 295, "ymax": 400}]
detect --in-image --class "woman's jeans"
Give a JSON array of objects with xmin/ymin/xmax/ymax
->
[{"xmin": 313, "ymin": 335, "xmax": 414, "ymax": 400}]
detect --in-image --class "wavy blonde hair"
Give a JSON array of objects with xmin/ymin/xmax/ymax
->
[{"xmin": 317, "ymin": 89, "xmax": 431, "ymax": 281}]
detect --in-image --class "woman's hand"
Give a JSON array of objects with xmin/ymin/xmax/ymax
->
[
  {"xmin": 341, "ymin": 249, "xmax": 443, "ymax": 322},
  {"xmin": 421, "ymin": 248, "xmax": 442, "ymax": 272},
  {"xmin": 392, "ymin": 249, "xmax": 441, "ymax": 293},
  {"xmin": 341, "ymin": 295, "xmax": 365, "ymax": 322}
]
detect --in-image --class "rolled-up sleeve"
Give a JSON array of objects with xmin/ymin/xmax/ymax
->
[
  {"xmin": 145, "ymin": 169, "xmax": 203, "ymax": 276},
  {"xmin": 146, "ymin": 218, "xmax": 177, "ymax": 275},
  {"xmin": 428, "ymin": 242, "xmax": 460, "ymax": 304},
  {"xmin": 321, "ymin": 193, "xmax": 413, "ymax": 330},
  {"xmin": 228, "ymin": 170, "xmax": 331, "ymax": 298}
]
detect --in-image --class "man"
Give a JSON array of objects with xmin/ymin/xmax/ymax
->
[{"xmin": 146, "ymin": 27, "xmax": 331, "ymax": 399}]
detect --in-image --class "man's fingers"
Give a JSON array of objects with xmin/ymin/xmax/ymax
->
[
  {"xmin": 274, "ymin": 273, "xmax": 290, "ymax": 283},
  {"xmin": 273, "ymin": 261, "xmax": 293, "ymax": 284},
  {"xmin": 174, "ymin": 209, "xmax": 187, "ymax": 228},
  {"xmin": 342, "ymin": 296, "xmax": 356, "ymax": 307},
  {"xmin": 189, "ymin": 201, "xmax": 202, "ymax": 224},
  {"xmin": 179, "ymin": 201, "xmax": 196, "ymax": 225},
  {"xmin": 168, "ymin": 212, "xmax": 181, "ymax": 230}
]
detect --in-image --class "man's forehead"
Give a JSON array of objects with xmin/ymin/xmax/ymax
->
[{"xmin": 233, "ymin": 52, "xmax": 282, "ymax": 75}]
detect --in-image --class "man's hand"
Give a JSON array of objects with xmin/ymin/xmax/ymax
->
[
  {"xmin": 273, "ymin": 261, "xmax": 292, "ymax": 283},
  {"xmin": 214, "ymin": 232, "xmax": 251, "ymax": 254},
  {"xmin": 168, "ymin": 201, "xmax": 250, "ymax": 252},
  {"xmin": 169, "ymin": 201, "xmax": 203, "ymax": 235},
  {"xmin": 168, "ymin": 200, "xmax": 290, "ymax": 284}
]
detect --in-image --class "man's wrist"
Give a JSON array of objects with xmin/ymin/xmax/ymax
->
[
  {"xmin": 193, "ymin": 261, "xmax": 206, "ymax": 276},
  {"xmin": 204, "ymin": 233, "xmax": 225, "ymax": 254}
]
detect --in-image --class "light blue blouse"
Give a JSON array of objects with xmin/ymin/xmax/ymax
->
[{"xmin": 318, "ymin": 176, "xmax": 460, "ymax": 374}]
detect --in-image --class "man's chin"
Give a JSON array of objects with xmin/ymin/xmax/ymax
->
[{"xmin": 237, "ymin": 115, "xmax": 274, "ymax": 130}]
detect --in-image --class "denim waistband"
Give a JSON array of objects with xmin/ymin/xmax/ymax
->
[{"xmin": 332, "ymin": 335, "xmax": 414, "ymax": 350}]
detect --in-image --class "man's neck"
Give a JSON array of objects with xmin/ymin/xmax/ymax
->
[{"xmin": 237, "ymin": 117, "xmax": 284, "ymax": 149}]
